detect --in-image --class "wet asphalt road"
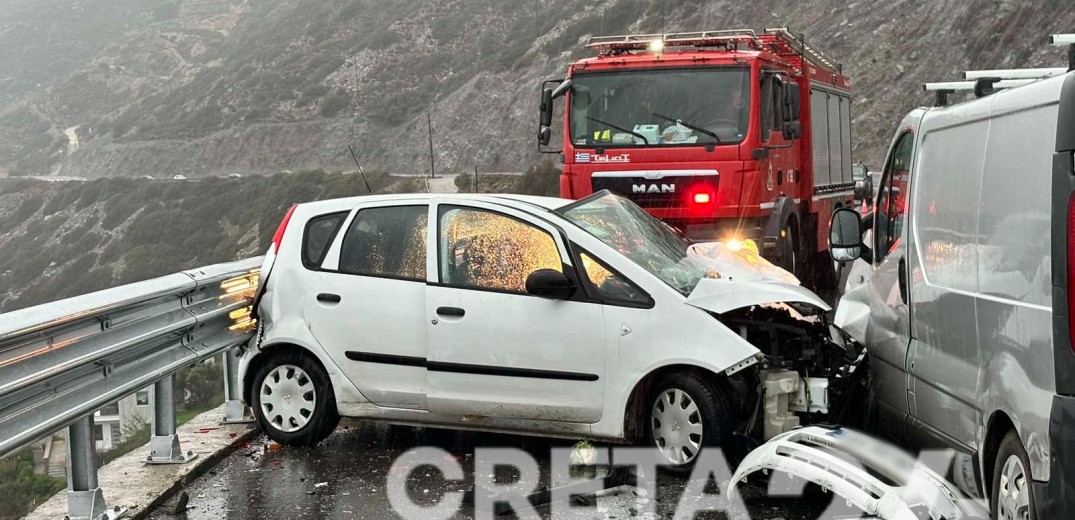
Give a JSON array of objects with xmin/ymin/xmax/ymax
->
[{"xmin": 150, "ymin": 420, "xmax": 860, "ymax": 520}]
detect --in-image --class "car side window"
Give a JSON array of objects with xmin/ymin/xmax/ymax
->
[
  {"xmin": 302, "ymin": 211, "xmax": 348, "ymax": 269},
  {"xmin": 339, "ymin": 205, "xmax": 427, "ymax": 280},
  {"xmin": 578, "ymin": 251, "xmax": 650, "ymax": 306},
  {"xmin": 874, "ymin": 132, "xmax": 914, "ymax": 263},
  {"xmin": 438, "ymin": 206, "xmax": 562, "ymax": 293}
]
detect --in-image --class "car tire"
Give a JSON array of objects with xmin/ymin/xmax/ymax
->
[
  {"xmin": 251, "ymin": 350, "xmax": 339, "ymax": 447},
  {"xmin": 991, "ymin": 431, "xmax": 1036, "ymax": 520},
  {"xmin": 645, "ymin": 372, "xmax": 734, "ymax": 476}
]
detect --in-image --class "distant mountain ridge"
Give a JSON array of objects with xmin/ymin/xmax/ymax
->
[{"xmin": 1, "ymin": 0, "xmax": 1074, "ymax": 179}]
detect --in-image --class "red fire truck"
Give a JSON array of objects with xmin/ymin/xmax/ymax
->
[{"xmin": 538, "ymin": 28, "xmax": 855, "ymax": 288}]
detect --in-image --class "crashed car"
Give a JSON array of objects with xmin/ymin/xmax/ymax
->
[{"xmin": 241, "ymin": 190, "xmax": 865, "ymax": 472}]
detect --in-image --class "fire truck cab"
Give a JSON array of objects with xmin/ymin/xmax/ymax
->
[{"xmin": 539, "ymin": 28, "xmax": 855, "ymax": 288}]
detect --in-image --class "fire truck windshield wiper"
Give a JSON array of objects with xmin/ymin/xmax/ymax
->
[
  {"xmin": 585, "ymin": 116, "xmax": 650, "ymax": 145},
  {"xmin": 652, "ymin": 113, "xmax": 722, "ymax": 144}
]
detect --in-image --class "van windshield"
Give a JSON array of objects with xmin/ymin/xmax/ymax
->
[{"xmin": 568, "ymin": 67, "xmax": 750, "ymax": 148}]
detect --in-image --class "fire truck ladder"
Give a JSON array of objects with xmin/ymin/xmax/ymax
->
[
  {"xmin": 587, "ymin": 29, "xmax": 762, "ymax": 53},
  {"xmin": 762, "ymin": 27, "xmax": 843, "ymax": 74}
]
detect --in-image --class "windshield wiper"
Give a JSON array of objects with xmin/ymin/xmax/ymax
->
[
  {"xmin": 652, "ymin": 113, "xmax": 721, "ymax": 144},
  {"xmin": 585, "ymin": 116, "xmax": 649, "ymax": 145}
]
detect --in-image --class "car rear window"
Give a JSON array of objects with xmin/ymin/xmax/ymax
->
[{"xmin": 302, "ymin": 211, "xmax": 348, "ymax": 269}]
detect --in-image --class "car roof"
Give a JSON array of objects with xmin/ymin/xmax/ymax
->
[{"xmin": 294, "ymin": 193, "xmax": 573, "ymax": 215}]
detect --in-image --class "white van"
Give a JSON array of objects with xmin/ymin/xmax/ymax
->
[{"xmin": 829, "ymin": 71, "xmax": 1075, "ymax": 518}]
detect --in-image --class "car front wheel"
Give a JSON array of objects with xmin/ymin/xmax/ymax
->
[
  {"xmin": 646, "ymin": 372, "xmax": 733, "ymax": 475},
  {"xmin": 252, "ymin": 351, "xmax": 339, "ymax": 446}
]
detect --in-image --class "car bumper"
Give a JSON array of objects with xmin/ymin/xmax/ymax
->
[{"xmin": 1037, "ymin": 394, "xmax": 1075, "ymax": 517}]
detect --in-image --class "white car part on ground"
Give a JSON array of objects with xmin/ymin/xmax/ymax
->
[{"xmin": 730, "ymin": 426, "xmax": 988, "ymax": 520}]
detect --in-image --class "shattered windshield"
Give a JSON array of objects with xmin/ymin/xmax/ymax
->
[
  {"xmin": 568, "ymin": 67, "xmax": 750, "ymax": 148},
  {"xmin": 559, "ymin": 191, "xmax": 714, "ymax": 295}
]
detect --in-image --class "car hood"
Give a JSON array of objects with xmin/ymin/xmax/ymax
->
[{"xmin": 683, "ymin": 242, "xmax": 831, "ymax": 314}]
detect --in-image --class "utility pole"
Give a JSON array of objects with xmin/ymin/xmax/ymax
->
[
  {"xmin": 473, "ymin": 165, "xmax": 478, "ymax": 193},
  {"xmin": 426, "ymin": 111, "xmax": 435, "ymax": 179}
]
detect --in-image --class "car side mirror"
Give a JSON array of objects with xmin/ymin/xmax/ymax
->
[
  {"xmin": 525, "ymin": 269, "xmax": 576, "ymax": 299},
  {"xmin": 829, "ymin": 208, "xmax": 865, "ymax": 263}
]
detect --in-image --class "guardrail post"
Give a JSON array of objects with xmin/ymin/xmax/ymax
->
[
  {"xmin": 66, "ymin": 416, "xmax": 124, "ymax": 519},
  {"xmin": 222, "ymin": 348, "xmax": 252, "ymax": 423},
  {"xmin": 146, "ymin": 374, "xmax": 196, "ymax": 464}
]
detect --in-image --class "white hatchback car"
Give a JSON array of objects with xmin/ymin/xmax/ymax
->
[{"xmin": 240, "ymin": 191, "xmax": 860, "ymax": 472}]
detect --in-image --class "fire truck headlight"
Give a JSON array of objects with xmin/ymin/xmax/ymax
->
[{"xmin": 649, "ymin": 40, "xmax": 664, "ymax": 52}]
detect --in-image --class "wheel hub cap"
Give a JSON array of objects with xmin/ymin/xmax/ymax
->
[
  {"xmin": 651, "ymin": 388, "xmax": 704, "ymax": 465},
  {"xmin": 260, "ymin": 364, "xmax": 316, "ymax": 433},
  {"xmin": 997, "ymin": 454, "xmax": 1030, "ymax": 520}
]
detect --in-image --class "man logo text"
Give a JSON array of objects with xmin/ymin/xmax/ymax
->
[{"xmin": 632, "ymin": 184, "xmax": 675, "ymax": 194}]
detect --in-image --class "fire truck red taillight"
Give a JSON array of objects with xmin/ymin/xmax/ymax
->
[{"xmin": 689, "ymin": 187, "xmax": 714, "ymax": 205}]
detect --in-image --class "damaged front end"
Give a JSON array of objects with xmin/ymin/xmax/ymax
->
[
  {"xmin": 683, "ymin": 242, "xmax": 869, "ymax": 447},
  {"xmin": 716, "ymin": 300, "xmax": 868, "ymax": 443}
]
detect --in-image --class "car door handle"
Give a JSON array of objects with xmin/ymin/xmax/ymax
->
[
  {"xmin": 317, "ymin": 293, "xmax": 342, "ymax": 303},
  {"xmin": 436, "ymin": 306, "xmax": 465, "ymax": 317},
  {"xmin": 898, "ymin": 257, "xmax": 908, "ymax": 305}
]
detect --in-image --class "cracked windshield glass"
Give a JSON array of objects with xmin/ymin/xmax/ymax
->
[
  {"xmin": 569, "ymin": 68, "xmax": 750, "ymax": 147},
  {"xmin": 560, "ymin": 192, "xmax": 714, "ymax": 295}
]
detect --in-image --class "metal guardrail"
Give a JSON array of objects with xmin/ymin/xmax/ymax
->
[{"xmin": 0, "ymin": 257, "xmax": 261, "ymax": 519}]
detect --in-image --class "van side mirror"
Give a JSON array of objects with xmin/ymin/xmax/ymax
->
[
  {"xmin": 525, "ymin": 269, "xmax": 577, "ymax": 300},
  {"xmin": 829, "ymin": 208, "xmax": 866, "ymax": 263}
]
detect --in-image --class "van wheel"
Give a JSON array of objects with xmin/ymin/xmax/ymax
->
[
  {"xmin": 646, "ymin": 372, "xmax": 733, "ymax": 476},
  {"xmin": 252, "ymin": 351, "xmax": 339, "ymax": 446},
  {"xmin": 991, "ymin": 431, "xmax": 1036, "ymax": 520}
]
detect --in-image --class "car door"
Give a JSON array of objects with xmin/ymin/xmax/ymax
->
[
  {"xmin": 425, "ymin": 200, "xmax": 607, "ymax": 423},
  {"xmin": 305, "ymin": 200, "xmax": 431, "ymax": 410},
  {"xmin": 864, "ymin": 130, "xmax": 916, "ymax": 442},
  {"xmin": 904, "ymin": 122, "xmax": 988, "ymax": 455}
]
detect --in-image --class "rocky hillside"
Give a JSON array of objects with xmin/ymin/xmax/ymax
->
[{"xmin": 2, "ymin": 0, "xmax": 1074, "ymax": 179}]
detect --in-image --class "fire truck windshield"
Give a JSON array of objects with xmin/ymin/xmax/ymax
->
[
  {"xmin": 558, "ymin": 191, "xmax": 713, "ymax": 296},
  {"xmin": 569, "ymin": 67, "xmax": 750, "ymax": 148}
]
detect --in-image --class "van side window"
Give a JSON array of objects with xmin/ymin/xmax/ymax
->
[
  {"xmin": 339, "ymin": 206, "xmax": 427, "ymax": 281},
  {"xmin": 875, "ymin": 132, "xmax": 914, "ymax": 262}
]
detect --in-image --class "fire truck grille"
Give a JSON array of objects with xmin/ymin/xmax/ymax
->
[{"xmin": 591, "ymin": 175, "xmax": 719, "ymax": 208}]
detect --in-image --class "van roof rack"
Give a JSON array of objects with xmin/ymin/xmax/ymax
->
[
  {"xmin": 1051, "ymin": 33, "xmax": 1075, "ymax": 71},
  {"xmin": 962, "ymin": 67, "xmax": 1067, "ymax": 80},
  {"xmin": 926, "ymin": 33, "xmax": 1075, "ymax": 106},
  {"xmin": 924, "ymin": 79, "xmax": 1036, "ymax": 106}
]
